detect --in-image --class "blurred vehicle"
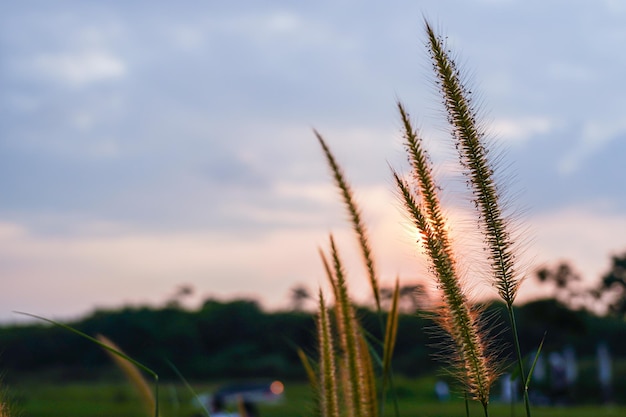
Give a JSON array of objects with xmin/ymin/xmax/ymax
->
[{"xmin": 193, "ymin": 380, "xmax": 284, "ymax": 417}]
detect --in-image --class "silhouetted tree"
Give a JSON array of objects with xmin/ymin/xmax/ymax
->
[
  {"xmin": 595, "ymin": 252, "xmax": 626, "ymax": 317},
  {"xmin": 165, "ymin": 284, "xmax": 195, "ymax": 309},
  {"xmin": 534, "ymin": 261, "xmax": 591, "ymax": 309},
  {"xmin": 289, "ymin": 284, "xmax": 311, "ymax": 311},
  {"xmin": 380, "ymin": 283, "xmax": 430, "ymax": 313}
]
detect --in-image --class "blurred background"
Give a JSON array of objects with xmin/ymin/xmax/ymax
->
[
  {"xmin": 2, "ymin": 1, "xmax": 626, "ymax": 415},
  {"xmin": 2, "ymin": 1, "xmax": 626, "ymax": 321}
]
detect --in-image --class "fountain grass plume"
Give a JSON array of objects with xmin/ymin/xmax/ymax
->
[
  {"xmin": 316, "ymin": 290, "xmax": 340, "ymax": 417},
  {"xmin": 319, "ymin": 247, "xmax": 339, "ymax": 302},
  {"xmin": 358, "ymin": 330, "xmax": 378, "ymax": 417},
  {"xmin": 424, "ymin": 21, "xmax": 521, "ymax": 306},
  {"xmin": 316, "ymin": 131, "xmax": 381, "ymax": 313},
  {"xmin": 424, "ymin": 20, "xmax": 530, "ymax": 416},
  {"xmin": 310, "ymin": 18, "xmax": 534, "ymax": 417},
  {"xmin": 327, "ymin": 234, "xmax": 376, "ymax": 417},
  {"xmin": 316, "ymin": 134, "xmax": 400, "ymax": 417},
  {"xmin": 392, "ymin": 167, "xmax": 495, "ymax": 412},
  {"xmin": 394, "ymin": 85, "xmax": 503, "ymax": 414},
  {"xmin": 397, "ymin": 102, "xmax": 449, "ymax": 248}
]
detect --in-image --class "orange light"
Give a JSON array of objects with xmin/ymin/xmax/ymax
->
[{"xmin": 270, "ymin": 380, "xmax": 284, "ymax": 395}]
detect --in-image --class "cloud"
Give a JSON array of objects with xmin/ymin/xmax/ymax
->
[
  {"xmin": 556, "ymin": 119, "xmax": 626, "ymax": 175},
  {"xmin": 604, "ymin": 0, "xmax": 626, "ymax": 13},
  {"xmin": 164, "ymin": 10, "xmax": 306, "ymax": 53},
  {"xmin": 520, "ymin": 204, "xmax": 626, "ymax": 293},
  {"xmin": 2, "ymin": 0, "xmax": 626, "ymax": 322},
  {"xmin": 0, "ymin": 183, "xmax": 411, "ymax": 321},
  {"xmin": 0, "ymin": 217, "xmax": 355, "ymax": 322},
  {"xmin": 547, "ymin": 61, "xmax": 595, "ymax": 83},
  {"xmin": 490, "ymin": 116, "xmax": 555, "ymax": 143},
  {"xmin": 2, "ymin": 170, "xmax": 625, "ymax": 323},
  {"xmin": 219, "ymin": 10, "xmax": 302, "ymax": 39},
  {"xmin": 0, "ymin": 222, "xmax": 26, "ymax": 239},
  {"xmin": 31, "ymin": 50, "xmax": 127, "ymax": 86}
]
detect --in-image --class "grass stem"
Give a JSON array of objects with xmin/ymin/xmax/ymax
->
[{"xmin": 508, "ymin": 304, "xmax": 532, "ymax": 417}]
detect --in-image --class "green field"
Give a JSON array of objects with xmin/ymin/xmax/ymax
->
[{"xmin": 6, "ymin": 376, "xmax": 625, "ymax": 417}]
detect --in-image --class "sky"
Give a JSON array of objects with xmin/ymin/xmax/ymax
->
[{"xmin": 2, "ymin": 1, "xmax": 626, "ymax": 323}]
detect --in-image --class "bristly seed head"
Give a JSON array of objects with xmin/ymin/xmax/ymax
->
[
  {"xmin": 424, "ymin": 20, "xmax": 521, "ymax": 307},
  {"xmin": 394, "ymin": 101, "xmax": 495, "ymax": 407}
]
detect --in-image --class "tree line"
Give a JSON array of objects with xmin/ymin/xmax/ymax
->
[{"xmin": 1, "ymin": 292, "xmax": 626, "ymax": 384}]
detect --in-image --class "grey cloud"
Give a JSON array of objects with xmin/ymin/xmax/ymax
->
[{"xmin": 2, "ymin": 0, "xmax": 626, "ymax": 234}]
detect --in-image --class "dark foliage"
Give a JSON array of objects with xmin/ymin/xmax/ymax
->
[
  {"xmin": 1, "ymin": 298, "xmax": 625, "ymax": 384},
  {"xmin": 595, "ymin": 252, "xmax": 626, "ymax": 317}
]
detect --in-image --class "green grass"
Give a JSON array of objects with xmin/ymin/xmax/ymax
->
[
  {"xmin": 7, "ymin": 377, "xmax": 626, "ymax": 417},
  {"xmin": 10, "ymin": 381, "xmax": 189, "ymax": 417}
]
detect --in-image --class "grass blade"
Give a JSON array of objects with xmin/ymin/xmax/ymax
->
[
  {"xmin": 382, "ymin": 279, "xmax": 400, "ymax": 372},
  {"xmin": 97, "ymin": 335, "xmax": 157, "ymax": 417},
  {"xmin": 382, "ymin": 279, "xmax": 400, "ymax": 393},
  {"xmin": 165, "ymin": 359, "xmax": 210, "ymax": 417},
  {"xmin": 525, "ymin": 332, "xmax": 547, "ymax": 389},
  {"xmin": 14, "ymin": 311, "xmax": 159, "ymax": 417},
  {"xmin": 297, "ymin": 348, "xmax": 318, "ymax": 393}
]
